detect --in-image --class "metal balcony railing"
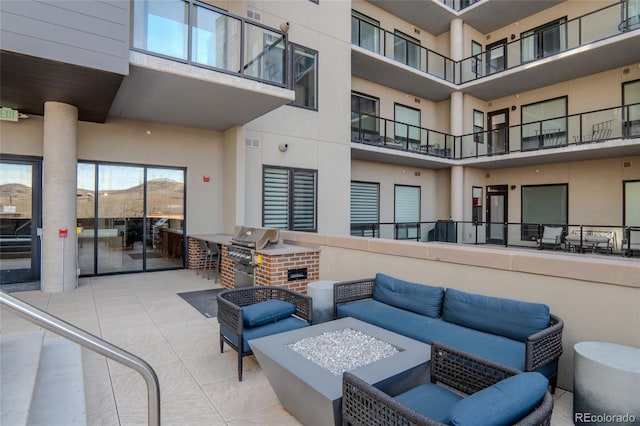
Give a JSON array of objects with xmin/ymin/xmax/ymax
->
[
  {"xmin": 350, "ymin": 221, "xmax": 639, "ymax": 256},
  {"xmin": 351, "ymin": 112, "xmax": 455, "ymax": 157},
  {"xmin": 441, "ymin": 0, "xmax": 482, "ymax": 12},
  {"xmin": 351, "ymin": 103, "xmax": 640, "ymax": 160},
  {"xmin": 353, "ymin": 1, "xmax": 638, "ymax": 85},
  {"xmin": 131, "ymin": 0, "xmax": 288, "ymax": 87},
  {"xmin": 351, "ymin": 14, "xmax": 456, "ymax": 83},
  {"xmin": 456, "ymin": 103, "xmax": 640, "ymax": 159}
]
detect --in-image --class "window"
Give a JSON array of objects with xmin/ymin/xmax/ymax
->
[
  {"xmin": 394, "ymin": 104, "xmax": 421, "ymax": 147},
  {"xmin": 351, "ymin": 92, "xmax": 380, "ymax": 142},
  {"xmin": 521, "ymin": 18, "xmax": 567, "ymax": 63},
  {"xmin": 472, "ymin": 186, "xmax": 483, "ymax": 223},
  {"xmin": 473, "ymin": 110, "xmax": 484, "ymax": 143},
  {"xmin": 289, "ymin": 44, "xmax": 317, "ymax": 109},
  {"xmin": 263, "ymin": 166, "xmax": 317, "ymax": 231},
  {"xmin": 471, "ymin": 40, "xmax": 482, "ymax": 77},
  {"xmin": 394, "ymin": 30, "xmax": 420, "ymax": 69},
  {"xmin": 485, "ymin": 39, "xmax": 506, "ymax": 75},
  {"xmin": 352, "ymin": 11, "xmax": 380, "ymax": 53},
  {"xmin": 521, "ymin": 184, "xmax": 568, "ymax": 240},
  {"xmin": 624, "ymin": 181, "xmax": 640, "ymax": 227},
  {"xmin": 521, "ymin": 97, "xmax": 567, "ymax": 149},
  {"xmin": 350, "ymin": 181, "xmax": 379, "ymax": 237},
  {"xmin": 394, "ymin": 185, "xmax": 420, "ymax": 240},
  {"xmin": 623, "ymin": 79, "xmax": 640, "ymax": 138}
]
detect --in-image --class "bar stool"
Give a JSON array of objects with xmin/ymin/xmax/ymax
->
[{"xmin": 196, "ymin": 240, "xmax": 221, "ymax": 282}]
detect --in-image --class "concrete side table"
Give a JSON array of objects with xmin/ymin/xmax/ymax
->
[
  {"xmin": 307, "ymin": 280, "xmax": 337, "ymax": 324},
  {"xmin": 574, "ymin": 341, "xmax": 640, "ymax": 425}
]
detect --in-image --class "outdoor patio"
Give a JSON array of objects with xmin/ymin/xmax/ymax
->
[{"xmin": 1, "ymin": 270, "xmax": 575, "ymax": 425}]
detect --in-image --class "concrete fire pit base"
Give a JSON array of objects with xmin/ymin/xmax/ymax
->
[{"xmin": 249, "ymin": 317, "xmax": 431, "ymax": 426}]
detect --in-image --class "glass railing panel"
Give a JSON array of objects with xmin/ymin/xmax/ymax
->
[
  {"xmin": 427, "ymin": 51, "xmax": 446, "ymax": 80},
  {"xmin": 581, "ymin": 3, "xmax": 624, "ymax": 44},
  {"xmin": 506, "ymin": 39, "xmax": 522, "ymax": 69},
  {"xmin": 243, "ymin": 23, "xmax": 286, "ymax": 85},
  {"xmin": 191, "ymin": 5, "xmax": 241, "ymax": 72},
  {"xmin": 132, "ymin": 0, "xmax": 188, "ymax": 60}
]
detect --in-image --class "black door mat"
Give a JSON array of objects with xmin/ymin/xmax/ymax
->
[{"xmin": 177, "ymin": 288, "xmax": 225, "ymax": 318}]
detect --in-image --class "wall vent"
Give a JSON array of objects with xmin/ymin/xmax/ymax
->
[
  {"xmin": 623, "ymin": 160, "xmax": 632, "ymax": 168},
  {"xmin": 414, "ymin": 28, "xmax": 420, "ymax": 35},
  {"xmin": 414, "ymin": 97, "xmax": 421, "ymax": 104},
  {"xmin": 414, "ymin": 171, "xmax": 421, "ymax": 177},
  {"xmin": 623, "ymin": 68, "xmax": 630, "ymax": 75},
  {"xmin": 247, "ymin": 9, "xmax": 261, "ymax": 21},
  {"xmin": 245, "ymin": 138, "xmax": 260, "ymax": 148}
]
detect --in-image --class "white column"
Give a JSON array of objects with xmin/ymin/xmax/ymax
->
[
  {"xmin": 451, "ymin": 165, "xmax": 464, "ymax": 222},
  {"xmin": 450, "ymin": 91, "xmax": 464, "ymax": 137},
  {"xmin": 42, "ymin": 102, "xmax": 78, "ymax": 292},
  {"xmin": 450, "ymin": 18, "xmax": 464, "ymax": 62}
]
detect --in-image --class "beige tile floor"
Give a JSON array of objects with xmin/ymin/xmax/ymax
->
[{"xmin": 1, "ymin": 270, "xmax": 575, "ymax": 426}]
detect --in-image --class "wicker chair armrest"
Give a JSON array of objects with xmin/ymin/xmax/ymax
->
[
  {"xmin": 342, "ymin": 371, "xmax": 444, "ymax": 426},
  {"xmin": 271, "ymin": 287, "xmax": 313, "ymax": 323},
  {"xmin": 513, "ymin": 391, "xmax": 554, "ymax": 426},
  {"xmin": 430, "ymin": 342, "xmax": 519, "ymax": 395},
  {"xmin": 525, "ymin": 314, "xmax": 564, "ymax": 371},
  {"xmin": 216, "ymin": 292, "xmax": 243, "ymax": 335},
  {"xmin": 333, "ymin": 278, "xmax": 375, "ymax": 318}
]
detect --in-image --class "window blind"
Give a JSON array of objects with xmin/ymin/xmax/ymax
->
[
  {"xmin": 395, "ymin": 185, "xmax": 420, "ymax": 222},
  {"xmin": 263, "ymin": 168, "xmax": 289, "ymax": 229},
  {"xmin": 292, "ymin": 171, "xmax": 316, "ymax": 231}
]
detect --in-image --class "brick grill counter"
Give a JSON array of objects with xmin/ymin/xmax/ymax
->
[{"xmin": 188, "ymin": 235, "xmax": 319, "ymax": 293}]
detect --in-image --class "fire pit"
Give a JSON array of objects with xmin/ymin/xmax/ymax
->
[{"xmin": 249, "ymin": 317, "xmax": 431, "ymax": 426}]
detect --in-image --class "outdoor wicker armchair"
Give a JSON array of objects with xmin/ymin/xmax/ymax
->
[
  {"xmin": 217, "ymin": 286, "xmax": 312, "ymax": 380},
  {"xmin": 342, "ymin": 342, "xmax": 554, "ymax": 426}
]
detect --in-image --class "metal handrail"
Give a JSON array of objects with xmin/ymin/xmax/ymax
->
[{"xmin": 0, "ymin": 290, "xmax": 160, "ymax": 426}]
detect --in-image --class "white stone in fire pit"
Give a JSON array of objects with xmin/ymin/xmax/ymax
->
[{"xmin": 249, "ymin": 317, "xmax": 431, "ymax": 426}]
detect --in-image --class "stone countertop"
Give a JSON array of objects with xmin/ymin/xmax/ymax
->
[{"xmin": 189, "ymin": 234, "xmax": 319, "ymax": 254}]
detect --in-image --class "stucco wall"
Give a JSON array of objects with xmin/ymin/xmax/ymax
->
[{"xmin": 283, "ymin": 230, "xmax": 640, "ymax": 391}]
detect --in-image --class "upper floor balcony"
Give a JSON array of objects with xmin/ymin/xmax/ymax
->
[
  {"xmin": 353, "ymin": 1, "xmax": 640, "ymax": 101},
  {"xmin": 369, "ymin": 0, "xmax": 565, "ymax": 36},
  {"xmin": 351, "ymin": 103, "xmax": 640, "ymax": 169},
  {"xmin": 110, "ymin": 0, "xmax": 294, "ymax": 130}
]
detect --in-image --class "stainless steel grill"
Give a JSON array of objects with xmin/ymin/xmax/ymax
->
[{"xmin": 228, "ymin": 227, "xmax": 280, "ymax": 287}]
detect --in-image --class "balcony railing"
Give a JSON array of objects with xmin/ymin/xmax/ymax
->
[
  {"xmin": 131, "ymin": 0, "xmax": 287, "ymax": 87},
  {"xmin": 351, "ymin": 14, "xmax": 456, "ymax": 83},
  {"xmin": 350, "ymin": 220, "xmax": 639, "ymax": 256},
  {"xmin": 458, "ymin": 1, "xmax": 636, "ymax": 84},
  {"xmin": 352, "ymin": 103, "xmax": 640, "ymax": 160},
  {"xmin": 352, "ymin": 1, "xmax": 638, "ymax": 85},
  {"xmin": 441, "ymin": 0, "xmax": 482, "ymax": 12},
  {"xmin": 351, "ymin": 112, "xmax": 455, "ymax": 157},
  {"xmin": 457, "ymin": 103, "xmax": 640, "ymax": 159}
]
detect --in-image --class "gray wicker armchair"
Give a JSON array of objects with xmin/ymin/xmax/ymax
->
[
  {"xmin": 342, "ymin": 342, "xmax": 553, "ymax": 426},
  {"xmin": 217, "ymin": 286, "xmax": 312, "ymax": 380}
]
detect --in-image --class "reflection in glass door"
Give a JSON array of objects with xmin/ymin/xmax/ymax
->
[
  {"xmin": 0, "ymin": 157, "xmax": 41, "ymax": 284},
  {"xmin": 77, "ymin": 162, "xmax": 185, "ymax": 276},
  {"xmin": 486, "ymin": 185, "xmax": 508, "ymax": 245}
]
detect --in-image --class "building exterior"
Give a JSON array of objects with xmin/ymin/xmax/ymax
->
[{"xmin": 1, "ymin": 0, "xmax": 639, "ymax": 291}]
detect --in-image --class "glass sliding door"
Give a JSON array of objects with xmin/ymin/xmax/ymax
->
[
  {"xmin": 78, "ymin": 162, "xmax": 185, "ymax": 276},
  {"xmin": 97, "ymin": 165, "xmax": 145, "ymax": 274},
  {"xmin": 623, "ymin": 79, "xmax": 640, "ymax": 138},
  {"xmin": 394, "ymin": 103, "xmax": 421, "ymax": 149},
  {"xmin": 486, "ymin": 185, "xmax": 507, "ymax": 245},
  {"xmin": 0, "ymin": 157, "xmax": 41, "ymax": 284},
  {"xmin": 146, "ymin": 167, "xmax": 185, "ymax": 270}
]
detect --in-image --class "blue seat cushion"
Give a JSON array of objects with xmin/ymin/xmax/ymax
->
[
  {"xmin": 448, "ymin": 372, "xmax": 548, "ymax": 426},
  {"xmin": 242, "ymin": 299, "xmax": 297, "ymax": 327},
  {"xmin": 442, "ymin": 288, "xmax": 550, "ymax": 342},
  {"xmin": 222, "ymin": 316, "xmax": 309, "ymax": 353},
  {"xmin": 373, "ymin": 273, "xmax": 444, "ymax": 318},
  {"xmin": 395, "ymin": 382, "xmax": 463, "ymax": 424},
  {"xmin": 337, "ymin": 299, "xmax": 556, "ymax": 378}
]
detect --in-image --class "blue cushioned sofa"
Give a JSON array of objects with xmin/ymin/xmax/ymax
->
[{"xmin": 334, "ymin": 273, "xmax": 564, "ymax": 392}]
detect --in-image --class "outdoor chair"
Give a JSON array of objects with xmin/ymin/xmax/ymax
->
[
  {"xmin": 623, "ymin": 228, "xmax": 640, "ymax": 257},
  {"xmin": 217, "ymin": 286, "xmax": 312, "ymax": 380},
  {"xmin": 196, "ymin": 240, "xmax": 220, "ymax": 281},
  {"xmin": 537, "ymin": 226, "xmax": 564, "ymax": 250},
  {"xmin": 342, "ymin": 342, "xmax": 553, "ymax": 426}
]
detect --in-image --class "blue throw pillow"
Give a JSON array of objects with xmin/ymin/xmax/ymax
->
[
  {"xmin": 442, "ymin": 289, "xmax": 550, "ymax": 342},
  {"xmin": 373, "ymin": 273, "xmax": 445, "ymax": 318},
  {"xmin": 448, "ymin": 372, "xmax": 548, "ymax": 426},
  {"xmin": 243, "ymin": 300, "xmax": 297, "ymax": 327}
]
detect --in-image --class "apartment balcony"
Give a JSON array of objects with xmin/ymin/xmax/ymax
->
[
  {"xmin": 353, "ymin": 2, "xmax": 640, "ymax": 101},
  {"xmin": 110, "ymin": 1, "xmax": 294, "ymax": 131},
  {"xmin": 460, "ymin": 2, "xmax": 640, "ymax": 100},
  {"xmin": 351, "ymin": 104, "xmax": 640, "ymax": 169}
]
